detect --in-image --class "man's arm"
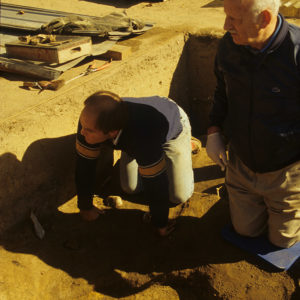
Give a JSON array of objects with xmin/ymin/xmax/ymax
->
[
  {"xmin": 137, "ymin": 154, "xmax": 172, "ymax": 234},
  {"xmin": 75, "ymin": 123, "xmax": 102, "ymax": 220},
  {"xmin": 75, "ymin": 154, "xmax": 102, "ymax": 221},
  {"xmin": 206, "ymin": 54, "xmax": 228, "ymax": 170},
  {"xmin": 209, "ymin": 54, "xmax": 228, "ymax": 129},
  {"xmin": 75, "ymin": 153, "xmax": 97, "ymax": 210}
]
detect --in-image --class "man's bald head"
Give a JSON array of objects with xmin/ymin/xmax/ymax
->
[{"xmin": 83, "ymin": 90, "xmax": 128, "ymax": 134}]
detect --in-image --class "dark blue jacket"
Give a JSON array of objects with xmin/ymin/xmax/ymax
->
[{"xmin": 210, "ymin": 16, "xmax": 300, "ymax": 173}]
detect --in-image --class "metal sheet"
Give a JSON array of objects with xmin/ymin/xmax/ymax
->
[
  {"xmin": 0, "ymin": 3, "xmax": 69, "ymax": 31},
  {"xmin": 1, "ymin": 3, "xmax": 154, "ymax": 35}
]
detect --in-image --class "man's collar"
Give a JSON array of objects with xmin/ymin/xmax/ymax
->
[
  {"xmin": 245, "ymin": 14, "xmax": 285, "ymax": 55},
  {"xmin": 259, "ymin": 14, "xmax": 283, "ymax": 53}
]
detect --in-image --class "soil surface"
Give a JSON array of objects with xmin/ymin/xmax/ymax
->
[
  {"xmin": 1, "ymin": 150, "xmax": 299, "ymax": 300},
  {"xmin": 0, "ymin": 1, "xmax": 300, "ymax": 299}
]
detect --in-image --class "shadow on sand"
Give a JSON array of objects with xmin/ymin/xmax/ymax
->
[{"xmin": 0, "ymin": 138, "xmax": 299, "ymax": 299}]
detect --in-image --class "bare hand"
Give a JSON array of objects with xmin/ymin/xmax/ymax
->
[
  {"xmin": 80, "ymin": 206, "xmax": 102, "ymax": 221},
  {"xmin": 156, "ymin": 219, "xmax": 176, "ymax": 237}
]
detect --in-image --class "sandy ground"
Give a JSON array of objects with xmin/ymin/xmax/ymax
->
[
  {"xmin": 1, "ymin": 150, "xmax": 299, "ymax": 300},
  {"xmin": 0, "ymin": 1, "xmax": 300, "ymax": 299}
]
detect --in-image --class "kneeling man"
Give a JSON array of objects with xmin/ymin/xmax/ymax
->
[{"xmin": 75, "ymin": 91, "xmax": 195, "ymax": 236}]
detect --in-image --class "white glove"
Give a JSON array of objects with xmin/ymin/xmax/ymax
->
[{"xmin": 206, "ymin": 132, "xmax": 228, "ymax": 171}]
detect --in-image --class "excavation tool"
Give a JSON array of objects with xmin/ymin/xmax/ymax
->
[{"xmin": 23, "ymin": 59, "xmax": 112, "ymax": 92}]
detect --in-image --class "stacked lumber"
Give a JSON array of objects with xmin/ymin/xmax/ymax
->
[{"xmin": 280, "ymin": 0, "xmax": 300, "ymax": 18}]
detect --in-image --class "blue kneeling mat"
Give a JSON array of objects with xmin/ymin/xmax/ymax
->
[{"xmin": 221, "ymin": 224, "xmax": 300, "ymax": 270}]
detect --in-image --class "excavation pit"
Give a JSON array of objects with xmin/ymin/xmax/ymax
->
[
  {"xmin": 0, "ymin": 28, "xmax": 220, "ymax": 233},
  {"xmin": 0, "ymin": 25, "xmax": 298, "ymax": 300}
]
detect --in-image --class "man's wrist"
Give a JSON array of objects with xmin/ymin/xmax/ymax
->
[
  {"xmin": 207, "ymin": 126, "xmax": 221, "ymax": 135},
  {"xmin": 77, "ymin": 196, "xmax": 93, "ymax": 211},
  {"xmin": 79, "ymin": 205, "xmax": 94, "ymax": 211}
]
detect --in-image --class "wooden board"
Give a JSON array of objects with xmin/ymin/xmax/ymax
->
[
  {"xmin": 5, "ymin": 35, "xmax": 92, "ymax": 64},
  {"xmin": 280, "ymin": 0, "xmax": 300, "ymax": 18},
  {"xmin": 100, "ymin": 44, "xmax": 132, "ymax": 61},
  {"xmin": 0, "ymin": 57, "xmax": 62, "ymax": 80}
]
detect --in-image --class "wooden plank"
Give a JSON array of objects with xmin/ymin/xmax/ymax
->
[
  {"xmin": 100, "ymin": 44, "xmax": 132, "ymax": 61},
  {"xmin": 280, "ymin": 0, "xmax": 300, "ymax": 17},
  {"xmin": 0, "ymin": 57, "xmax": 62, "ymax": 80},
  {"xmin": 281, "ymin": 0, "xmax": 299, "ymax": 7}
]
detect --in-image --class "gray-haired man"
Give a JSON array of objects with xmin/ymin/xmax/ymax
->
[{"xmin": 206, "ymin": 0, "xmax": 300, "ymax": 248}]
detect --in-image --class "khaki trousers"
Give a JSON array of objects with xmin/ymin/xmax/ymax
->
[
  {"xmin": 225, "ymin": 150, "xmax": 300, "ymax": 248},
  {"xmin": 120, "ymin": 106, "xmax": 194, "ymax": 204}
]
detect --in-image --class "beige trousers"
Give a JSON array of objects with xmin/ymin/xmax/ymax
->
[{"xmin": 225, "ymin": 150, "xmax": 300, "ymax": 248}]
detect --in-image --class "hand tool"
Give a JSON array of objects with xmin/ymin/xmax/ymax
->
[{"xmin": 23, "ymin": 59, "xmax": 112, "ymax": 92}]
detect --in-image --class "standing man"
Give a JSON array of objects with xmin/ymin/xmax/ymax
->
[
  {"xmin": 75, "ymin": 91, "xmax": 195, "ymax": 236},
  {"xmin": 206, "ymin": 0, "xmax": 300, "ymax": 248}
]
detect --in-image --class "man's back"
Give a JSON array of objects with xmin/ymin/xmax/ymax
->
[{"xmin": 116, "ymin": 96, "xmax": 183, "ymax": 166}]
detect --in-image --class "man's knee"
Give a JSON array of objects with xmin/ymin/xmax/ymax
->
[
  {"xmin": 233, "ymin": 220, "xmax": 300, "ymax": 248},
  {"xmin": 232, "ymin": 220, "xmax": 267, "ymax": 238},
  {"xmin": 120, "ymin": 182, "xmax": 141, "ymax": 195},
  {"xmin": 268, "ymin": 211, "xmax": 300, "ymax": 248},
  {"xmin": 269, "ymin": 231, "xmax": 300, "ymax": 248},
  {"xmin": 170, "ymin": 190, "xmax": 193, "ymax": 205}
]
